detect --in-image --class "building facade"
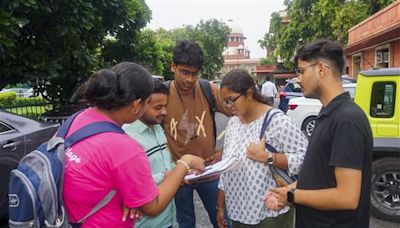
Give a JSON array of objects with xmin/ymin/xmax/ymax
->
[
  {"xmin": 221, "ymin": 20, "xmax": 260, "ymax": 76},
  {"xmin": 345, "ymin": 1, "xmax": 400, "ymax": 78}
]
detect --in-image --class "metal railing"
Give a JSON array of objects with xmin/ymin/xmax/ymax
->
[{"xmin": 0, "ymin": 97, "xmax": 54, "ymax": 120}]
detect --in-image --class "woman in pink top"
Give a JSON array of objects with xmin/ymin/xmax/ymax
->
[{"xmin": 63, "ymin": 62, "xmax": 205, "ymax": 228}]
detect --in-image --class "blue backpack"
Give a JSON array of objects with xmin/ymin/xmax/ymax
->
[{"xmin": 8, "ymin": 112, "xmax": 124, "ymax": 227}]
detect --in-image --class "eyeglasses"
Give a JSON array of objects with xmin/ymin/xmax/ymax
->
[
  {"xmin": 222, "ymin": 94, "xmax": 242, "ymax": 107},
  {"xmin": 179, "ymin": 69, "xmax": 199, "ymax": 78},
  {"xmin": 294, "ymin": 63, "xmax": 319, "ymax": 76}
]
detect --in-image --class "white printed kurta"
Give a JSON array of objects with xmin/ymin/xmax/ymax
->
[{"xmin": 218, "ymin": 109, "xmax": 308, "ymax": 224}]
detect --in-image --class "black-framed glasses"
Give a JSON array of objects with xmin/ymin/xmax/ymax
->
[
  {"xmin": 222, "ymin": 94, "xmax": 242, "ymax": 107},
  {"xmin": 179, "ymin": 69, "xmax": 199, "ymax": 78},
  {"xmin": 294, "ymin": 63, "xmax": 319, "ymax": 75}
]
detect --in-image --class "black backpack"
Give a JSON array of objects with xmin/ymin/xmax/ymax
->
[{"xmin": 164, "ymin": 79, "xmax": 217, "ymax": 140}]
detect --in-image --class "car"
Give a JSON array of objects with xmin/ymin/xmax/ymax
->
[
  {"xmin": 354, "ymin": 68, "xmax": 400, "ymax": 222},
  {"xmin": 39, "ymin": 75, "xmax": 166, "ymax": 124},
  {"xmin": 0, "ymin": 110, "xmax": 59, "ymax": 220},
  {"xmin": 278, "ymin": 76, "xmax": 357, "ymax": 113},
  {"xmin": 287, "ymin": 83, "xmax": 356, "ymax": 137},
  {"xmin": 0, "ymin": 88, "xmax": 34, "ymax": 98},
  {"xmin": 278, "ymin": 79, "xmax": 303, "ymax": 113}
]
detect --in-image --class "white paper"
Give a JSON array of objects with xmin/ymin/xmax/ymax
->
[{"xmin": 184, "ymin": 156, "xmax": 241, "ymax": 181}]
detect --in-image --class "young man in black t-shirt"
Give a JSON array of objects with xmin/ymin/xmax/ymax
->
[{"xmin": 264, "ymin": 39, "xmax": 373, "ymax": 228}]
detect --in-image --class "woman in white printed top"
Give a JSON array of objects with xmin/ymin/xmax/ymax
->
[{"xmin": 216, "ymin": 69, "xmax": 308, "ymax": 228}]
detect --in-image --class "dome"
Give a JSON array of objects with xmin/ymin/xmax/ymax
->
[{"xmin": 226, "ymin": 19, "xmax": 243, "ymax": 34}]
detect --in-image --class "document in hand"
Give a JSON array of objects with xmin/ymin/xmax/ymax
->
[{"xmin": 184, "ymin": 156, "xmax": 241, "ymax": 182}]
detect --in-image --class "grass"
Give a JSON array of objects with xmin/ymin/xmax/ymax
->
[{"xmin": 2, "ymin": 97, "xmax": 54, "ymax": 120}]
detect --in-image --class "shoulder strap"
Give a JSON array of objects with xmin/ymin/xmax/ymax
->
[
  {"xmin": 199, "ymin": 79, "xmax": 217, "ymax": 141},
  {"xmin": 164, "ymin": 79, "xmax": 216, "ymax": 114},
  {"xmin": 259, "ymin": 109, "xmax": 281, "ymax": 139},
  {"xmin": 259, "ymin": 109, "xmax": 282, "ymax": 153},
  {"xmin": 57, "ymin": 111, "xmax": 84, "ymax": 138},
  {"xmin": 199, "ymin": 79, "xmax": 216, "ymax": 114},
  {"xmin": 164, "ymin": 79, "xmax": 218, "ymax": 140},
  {"xmin": 65, "ymin": 121, "xmax": 123, "ymax": 223},
  {"xmin": 163, "ymin": 80, "xmax": 171, "ymax": 90},
  {"xmin": 77, "ymin": 190, "xmax": 117, "ymax": 223},
  {"xmin": 65, "ymin": 121, "xmax": 125, "ymax": 148}
]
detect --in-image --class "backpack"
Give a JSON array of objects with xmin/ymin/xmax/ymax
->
[
  {"xmin": 8, "ymin": 111, "xmax": 124, "ymax": 227},
  {"xmin": 164, "ymin": 79, "xmax": 217, "ymax": 139}
]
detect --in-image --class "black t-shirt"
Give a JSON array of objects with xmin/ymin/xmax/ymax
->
[{"xmin": 296, "ymin": 92, "xmax": 373, "ymax": 228}]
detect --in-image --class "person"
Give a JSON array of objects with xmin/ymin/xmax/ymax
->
[
  {"xmin": 62, "ymin": 62, "xmax": 205, "ymax": 227},
  {"xmin": 123, "ymin": 79, "xmax": 178, "ymax": 228},
  {"xmin": 163, "ymin": 40, "xmax": 231, "ymax": 228},
  {"xmin": 264, "ymin": 39, "xmax": 373, "ymax": 228},
  {"xmin": 216, "ymin": 68, "xmax": 308, "ymax": 228},
  {"xmin": 261, "ymin": 75, "xmax": 277, "ymax": 106}
]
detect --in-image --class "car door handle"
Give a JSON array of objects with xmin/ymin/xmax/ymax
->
[{"xmin": 3, "ymin": 141, "xmax": 22, "ymax": 149}]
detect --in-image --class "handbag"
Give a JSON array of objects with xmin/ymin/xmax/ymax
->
[{"xmin": 259, "ymin": 109, "xmax": 297, "ymax": 187}]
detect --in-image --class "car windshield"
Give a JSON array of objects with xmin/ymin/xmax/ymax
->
[
  {"xmin": 69, "ymin": 85, "xmax": 86, "ymax": 103},
  {"xmin": 285, "ymin": 82, "xmax": 302, "ymax": 93}
]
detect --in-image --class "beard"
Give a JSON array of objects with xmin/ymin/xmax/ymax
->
[{"xmin": 141, "ymin": 114, "xmax": 164, "ymax": 125}]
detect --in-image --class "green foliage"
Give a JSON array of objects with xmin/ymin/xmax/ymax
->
[
  {"xmin": 260, "ymin": 0, "xmax": 394, "ymax": 68},
  {"xmin": 0, "ymin": 0, "xmax": 151, "ymax": 103},
  {"xmin": 363, "ymin": 0, "xmax": 396, "ymax": 15},
  {"xmin": 194, "ymin": 19, "xmax": 230, "ymax": 80},
  {"xmin": 0, "ymin": 91, "xmax": 17, "ymax": 106},
  {"xmin": 259, "ymin": 57, "xmax": 276, "ymax": 66}
]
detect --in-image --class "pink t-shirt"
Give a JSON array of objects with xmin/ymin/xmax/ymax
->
[{"xmin": 62, "ymin": 108, "xmax": 158, "ymax": 227}]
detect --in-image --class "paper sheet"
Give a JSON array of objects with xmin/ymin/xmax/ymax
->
[{"xmin": 184, "ymin": 156, "xmax": 241, "ymax": 181}]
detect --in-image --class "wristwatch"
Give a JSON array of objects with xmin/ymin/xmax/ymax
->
[
  {"xmin": 267, "ymin": 152, "xmax": 274, "ymax": 165},
  {"xmin": 287, "ymin": 188, "xmax": 296, "ymax": 204}
]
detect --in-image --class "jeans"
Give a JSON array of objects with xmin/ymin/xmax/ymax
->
[{"xmin": 175, "ymin": 179, "xmax": 219, "ymax": 228}]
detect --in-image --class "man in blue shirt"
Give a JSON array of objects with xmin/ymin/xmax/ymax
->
[{"xmin": 123, "ymin": 79, "xmax": 176, "ymax": 228}]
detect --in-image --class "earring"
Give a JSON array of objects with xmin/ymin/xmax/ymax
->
[{"xmin": 133, "ymin": 109, "xmax": 139, "ymax": 114}]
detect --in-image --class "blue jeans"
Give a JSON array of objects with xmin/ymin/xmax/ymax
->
[{"xmin": 175, "ymin": 179, "xmax": 219, "ymax": 228}]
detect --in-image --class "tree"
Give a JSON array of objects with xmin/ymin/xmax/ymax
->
[
  {"xmin": 0, "ymin": 0, "xmax": 151, "ymax": 102},
  {"xmin": 192, "ymin": 19, "xmax": 230, "ymax": 80},
  {"xmin": 260, "ymin": 0, "xmax": 393, "ymax": 68}
]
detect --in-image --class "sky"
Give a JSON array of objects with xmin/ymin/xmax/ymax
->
[{"xmin": 145, "ymin": 0, "xmax": 286, "ymax": 58}]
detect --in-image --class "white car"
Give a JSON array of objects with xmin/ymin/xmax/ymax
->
[{"xmin": 287, "ymin": 83, "xmax": 356, "ymax": 137}]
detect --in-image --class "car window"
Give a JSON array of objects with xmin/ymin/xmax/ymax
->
[
  {"xmin": 286, "ymin": 82, "xmax": 302, "ymax": 93},
  {"xmin": 370, "ymin": 82, "xmax": 396, "ymax": 118},
  {"xmin": 0, "ymin": 121, "xmax": 14, "ymax": 133}
]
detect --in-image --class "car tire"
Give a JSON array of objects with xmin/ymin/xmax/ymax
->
[
  {"xmin": 371, "ymin": 157, "xmax": 400, "ymax": 222},
  {"xmin": 301, "ymin": 116, "xmax": 317, "ymax": 138}
]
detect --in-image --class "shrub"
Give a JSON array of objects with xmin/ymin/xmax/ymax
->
[{"xmin": 0, "ymin": 91, "xmax": 17, "ymax": 106}]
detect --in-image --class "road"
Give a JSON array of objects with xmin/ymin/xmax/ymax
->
[{"xmin": 193, "ymin": 191, "xmax": 398, "ymax": 228}]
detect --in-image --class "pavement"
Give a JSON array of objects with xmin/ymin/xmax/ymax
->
[{"xmin": 193, "ymin": 191, "xmax": 398, "ymax": 228}]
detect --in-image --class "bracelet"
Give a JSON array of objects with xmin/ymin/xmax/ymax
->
[
  {"xmin": 216, "ymin": 206, "xmax": 224, "ymax": 210},
  {"xmin": 177, "ymin": 160, "xmax": 190, "ymax": 172}
]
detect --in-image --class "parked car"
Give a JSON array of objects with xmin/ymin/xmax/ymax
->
[
  {"xmin": 39, "ymin": 75, "xmax": 166, "ymax": 124},
  {"xmin": 278, "ymin": 79, "xmax": 303, "ymax": 113},
  {"xmin": 0, "ymin": 110, "xmax": 59, "ymax": 220},
  {"xmin": 355, "ymin": 68, "xmax": 399, "ymax": 222},
  {"xmin": 0, "ymin": 88, "xmax": 34, "ymax": 98},
  {"xmin": 278, "ymin": 76, "xmax": 356, "ymax": 113},
  {"xmin": 288, "ymin": 68, "xmax": 400, "ymax": 222},
  {"xmin": 287, "ymin": 83, "xmax": 356, "ymax": 137}
]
